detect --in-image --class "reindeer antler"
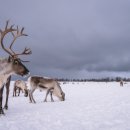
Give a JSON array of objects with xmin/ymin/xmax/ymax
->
[
  {"xmin": 9, "ymin": 26, "xmax": 28, "ymax": 54},
  {"xmin": 14, "ymin": 47, "xmax": 32, "ymax": 57},
  {"xmin": 0, "ymin": 20, "xmax": 32, "ymax": 58},
  {"xmin": 0, "ymin": 20, "xmax": 16, "ymax": 56}
]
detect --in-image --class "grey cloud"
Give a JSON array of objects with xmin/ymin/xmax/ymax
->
[{"xmin": 0, "ymin": 0, "xmax": 130, "ymax": 78}]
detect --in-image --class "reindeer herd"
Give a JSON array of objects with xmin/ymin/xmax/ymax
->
[{"xmin": 0, "ymin": 21, "xmax": 65, "ymax": 115}]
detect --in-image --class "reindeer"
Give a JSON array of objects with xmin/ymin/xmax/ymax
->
[
  {"xmin": 0, "ymin": 21, "xmax": 31, "ymax": 115},
  {"xmin": 120, "ymin": 80, "xmax": 124, "ymax": 87},
  {"xmin": 28, "ymin": 76, "xmax": 65, "ymax": 103},
  {"xmin": 13, "ymin": 80, "xmax": 28, "ymax": 97}
]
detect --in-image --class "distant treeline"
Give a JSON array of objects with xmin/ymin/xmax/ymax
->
[{"xmin": 57, "ymin": 77, "xmax": 130, "ymax": 82}]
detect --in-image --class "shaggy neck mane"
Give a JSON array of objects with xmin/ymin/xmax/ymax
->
[{"xmin": 0, "ymin": 58, "xmax": 13, "ymax": 76}]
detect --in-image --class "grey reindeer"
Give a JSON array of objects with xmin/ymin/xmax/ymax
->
[
  {"xmin": 13, "ymin": 80, "xmax": 28, "ymax": 97},
  {"xmin": 0, "ymin": 21, "xmax": 32, "ymax": 115},
  {"xmin": 28, "ymin": 76, "xmax": 65, "ymax": 103}
]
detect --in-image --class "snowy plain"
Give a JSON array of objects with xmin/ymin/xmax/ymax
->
[{"xmin": 0, "ymin": 81, "xmax": 130, "ymax": 130}]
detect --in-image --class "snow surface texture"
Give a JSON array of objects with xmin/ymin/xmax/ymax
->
[{"xmin": 0, "ymin": 82, "xmax": 130, "ymax": 130}]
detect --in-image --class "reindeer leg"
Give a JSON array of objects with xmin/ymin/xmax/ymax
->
[
  {"xmin": 44, "ymin": 89, "xmax": 50, "ymax": 102},
  {"xmin": 0, "ymin": 86, "xmax": 5, "ymax": 115},
  {"xmin": 13, "ymin": 82, "xmax": 16, "ymax": 97},
  {"xmin": 30, "ymin": 88, "xmax": 36, "ymax": 103},
  {"xmin": 50, "ymin": 91, "xmax": 54, "ymax": 102},
  {"xmin": 18, "ymin": 88, "xmax": 20, "ymax": 96},
  {"xmin": 4, "ymin": 76, "xmax": 11, "ymax": 110},
  {"xmin": 13, "ymin": 88, "xmax": 15, "ymax": 97},
  {"xmin": 29, "ymin": 90, "xmax": 32, "ymax": 103},
  {"xmin": 15, "ymin": 89, "xmax": 16, "ymax": 96}
]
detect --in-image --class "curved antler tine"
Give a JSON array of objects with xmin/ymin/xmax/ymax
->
[
  {"xmin": 21, "ymin": 27, "xmax": 28, "ymax": 36},
  {"xmin": 17, "ymin": 26, "xmax": 19, "ymax": 34},
  {"xmin": 23, "ymin": 34, "xmax": 28, "ymax": 36},
  {"xmin": 26, "ymin": 48, "xmax": 32, "ymax": 54},
  {"xmin": 21, "ymin": 27, "xmax": 24, "ymax": 34},
  {"xmin": 5, "ymin": 20, "xmax": 15, "ymax": 31},
  {"xmin": 23, "ymin": 47, "xmax": 32, "ymax": 55},
  {"xmin": 11, "ymin": 31, "xmax": 15, "ymax": 37},
  {"xmin": 14, "ymin": 47, "xmax": 32, "ymax": 56},
  {"xmin": 5, "ymin": 20, "xmax": 9, "ymax": 29},
  {"xmin": 29, "ymin": 49, "xmax": 32, "ymax": 54},
  {"xmin": 10, "ymin": 24, "xmax": 14, "ymax": 29}
]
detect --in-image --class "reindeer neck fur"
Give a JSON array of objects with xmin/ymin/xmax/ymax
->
[
  {"xmin": 0, "ymin": 58, "xmax": 14, "ymax": 88},
  {"xmin": 0, "ymin": 58, "xmax": 13, "ymax": 75},
  {"xmin": 53, "ymin": 82, "xmax": 63, "ymax": 96}
]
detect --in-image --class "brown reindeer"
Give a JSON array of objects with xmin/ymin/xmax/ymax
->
[
  {"xmin": 0, "ymin": 21, "xmax": 32, "ymax": 115},
  {"xmin": 120, "ymin": 80, "xmax": 124, "ymax": 87},
  {"xmin": 13, "ymin": 80, "xmax": 28, "ymax": 97},
  {"xmin": 28, "ymin": 76, "xmax": 65, "ymax": 103}
]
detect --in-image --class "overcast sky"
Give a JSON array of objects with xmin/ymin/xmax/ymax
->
[{"xmin": 0, "ymin": 0, "xmax": 130, "ymax": 78}]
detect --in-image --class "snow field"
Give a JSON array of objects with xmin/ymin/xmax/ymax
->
[{"xmin": 0, "ymin": 82, "xmax": 130, "ymax": 130}]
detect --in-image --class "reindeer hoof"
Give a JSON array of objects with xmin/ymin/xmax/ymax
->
[
  {"xmin": 44, "ymin": 100, "xmax": 47, "ymax": 102},
  {"xmin": 31, "ymin": 101, "xmax": 36, "ymax": 104},
  {"xmin": 0, "ymin": 108, "xmax": 5, "ymax": 115},
  {"xmin": 4, "ymin": 106, "xmax": 8, "ymax": 110}
]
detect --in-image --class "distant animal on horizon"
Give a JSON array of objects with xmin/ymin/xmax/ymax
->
[
  {"xmin": 120, "ymin": 80, "xmax": 124, "ymax": 87},
  {"xmin": 13, "ymin": 80, "xmax": 28, "ymax": 97},
  {"xmin": 27, "ymin": 76, "xmax": 65, "ymax": 103}
]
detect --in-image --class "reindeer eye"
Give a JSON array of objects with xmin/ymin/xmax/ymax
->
[{"xmin": 14, "ymin": 60, "xmax": 18, "ymax": 65}]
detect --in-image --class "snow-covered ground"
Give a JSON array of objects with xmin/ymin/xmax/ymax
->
[{"xmin": 0, "ymin": 82, "xmax": 130, "ymax": 130}]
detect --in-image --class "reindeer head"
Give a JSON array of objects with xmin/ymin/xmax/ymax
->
[
  {"xmin": 59, "ymin": 91, "xmax": 65, "ymax": 101},
  {"xmin": 54, "ymin": 82, "xmax": 65, "ymax": 101},
  {"xmin": 24, "ymin": 89, "xmax": 28, "ymax": 97},
  {"xmin": 0, "ymin": 21, "xmax": 32, "ymax": 76},
  {"xmin": 8, "ymin": 57, "xmax": 30, "ymax": 76}
]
